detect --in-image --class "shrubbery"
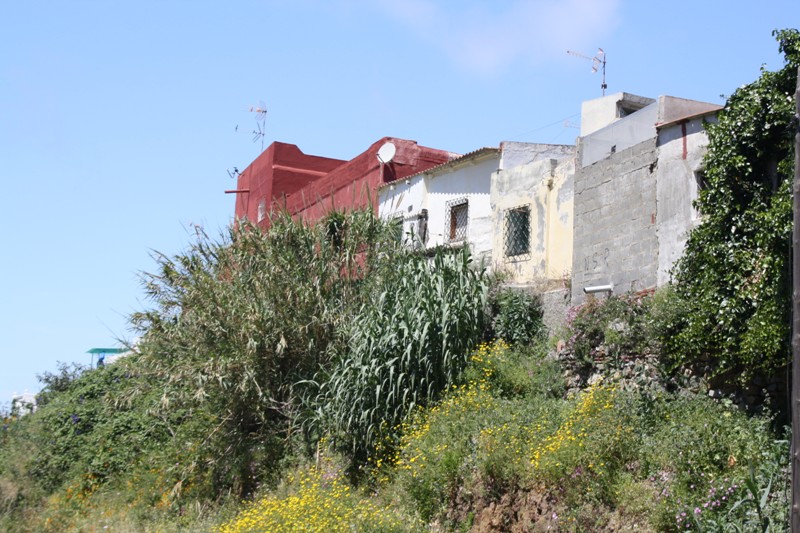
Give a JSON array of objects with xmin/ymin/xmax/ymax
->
[
  {"xmin": 0, "ymin": 210, "xmax": 493, "ymax": 531},
  {"xmin": 667, "ymin": 29, "xmax": 799, "ymax": 385},
  {"xmin": 319, "ymin": 248, "xmax": 488, "ymax": 464},
  {"xmin": 379, "ymin": 339, "xmax": 788, "ymax": 531},
  {"xmin": 489, "ymin": 288, "xmax": 545, "ymax": 346}
]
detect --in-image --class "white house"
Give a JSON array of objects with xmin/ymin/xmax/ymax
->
[
  {"xmin": 378, "ymin": 146, "xmax": 499, "ymax": 263},
  {"xmin": 10, "ymin": 390, "xmax": 36, "ymax": 415},
  {"xmin": 378, "ymin": 141, "xmax": 575, "ymax": 285}
]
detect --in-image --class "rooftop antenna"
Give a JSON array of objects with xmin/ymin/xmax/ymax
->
[
  {"xmin": 567, "ymin": 48, "xmax": 607, "ymax": 95},
  {"xmin": 249, "ymin": 101, "xmax": 268, "ymax": 151}
]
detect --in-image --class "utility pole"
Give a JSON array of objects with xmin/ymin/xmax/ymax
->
[{"xmin": 792, "ymin": 64, "xmax": 800, "ymax": 533}]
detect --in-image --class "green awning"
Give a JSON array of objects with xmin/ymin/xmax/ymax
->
[{"xmin": 86, "ymin": 348, "xmax": 127, "ymax": 354}]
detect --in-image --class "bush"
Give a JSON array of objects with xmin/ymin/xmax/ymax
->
[
  {"xmin": 130, "ymin": 210, "xmax": 403, "ymax": 497},
  {"xmin": 218, "ymin": 464, "xmax": 413, "ymax": 533},
  {"xmin": 638, "ymin": 395, "xmax": 784, "ymax": 529},
  {"xmin": 390, "ymin": 341, "xmax": 570, "ymax": 522},
  {"xmin": 561, "ymin": 293, "xmax": 665, "ymax": 393},
  {"xmin": 463, "ymin": 339, "xmax": 564, "ymax": 399},
  {"xmin": 385, "ymin": 337, "xmax": 789, "ymax": 531},
  {"xmin": 0, "ymin": 358, "xmax": 179, "ymax": 531},
  {"xmin": 489, "ymin": 288, "xmax": 545, "ymax": 346},
  {"xmin": 668, "ymin": 30, "xmax": 799, "ymax": 386},
  {"xmin": 568, "ymin": 294, "xmax": 656, "ymax": 367}
]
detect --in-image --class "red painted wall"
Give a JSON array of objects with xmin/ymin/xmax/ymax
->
[
  {"xmin": 233, "ymin": 142, "xmax": 345, "ymax": 223},
  {"xmin": 234, "ymin": 138, "xmax": 453, "ymax": 227}
]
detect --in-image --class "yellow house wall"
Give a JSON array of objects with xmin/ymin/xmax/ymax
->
[{"xmin": 490, "ymin": 157, "xmax": 574, "ymax": 284}]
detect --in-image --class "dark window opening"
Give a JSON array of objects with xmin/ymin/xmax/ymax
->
[
  {"xmin": 504, "ymin": 205, "xmax": 531, "ymax": 259},
  {"xmin": 446, "ymin": 199, "xmax": 469, "ymax": 243}
]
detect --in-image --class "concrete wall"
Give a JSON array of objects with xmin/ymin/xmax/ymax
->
[
  {"xmin": 572, "ymin": 94, "xmax": 720, "ymax": 303},
  {"xmin": 580, "ymin": 92, "xmax": 655, "ymax": 137},
  {"xmin": 571, "ymin": 137, "xmax": 659, "ymax": 303},
  {"xmin": 580, "ymin": 102, "xmax": 658, "ymax": 167},
  {"xmin": 500, "ymin": 141, "xmax": 574, "ymax": 169},
  {"xmin": 490, "ymin": 156, "xmax": 575, "ymax": 283},
  {"xmin": 655, "ymin": 116, "xmax": 714, "ymax": 285}
]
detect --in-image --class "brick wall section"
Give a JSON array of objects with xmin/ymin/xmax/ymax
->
[{"xmin": 571, "ymin": 138, "xmax": 658, "ymax": 303}]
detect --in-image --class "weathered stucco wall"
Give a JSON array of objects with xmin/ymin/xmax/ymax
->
[
  {"xmin": 655, "ymin": 116, "xmax": 713, "ymax": 285},
  {"xmin": 490, "ymin": 156, "xmax": 575, "ymax": 283},
  {"xmin": 378, "ymin": 153, "xmax": 499, "ymax": 262},
  {"xmin": 425, "ymin": 156, "xmax": 497, "ymax": 262},
  {"xmin": 580, "ymin": 92, "xmax": 655, "ymax": 137},
  {"xmin": 580, "ymin": 103, "xmax": 658, "ymax": 167},
  {"xmin": 378, "ymin": 173, "xmax": 428, "ymax": 247},
  {"xmin": 571, "ymin": 138, "xmax": 659, "ymax": 303},
  {"xmin": 500, "ymin": 141, "xmax": 574, "ymax": 170}
]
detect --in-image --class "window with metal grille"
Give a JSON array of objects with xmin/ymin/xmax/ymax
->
[
  {"xmin": 504, "ymin": 205, "xmax": 531, "ymax": 258},
  {"xmin": 446, "ymin": 198, "xmax": 469, "ymax": 243}
]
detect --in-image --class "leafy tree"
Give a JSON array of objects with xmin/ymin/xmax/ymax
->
[
  {"xmin": 665, "ymin": 29, "xmax": 799, "ymax": 384},
  {"xmin": 129, "ymin": 210, "xmax": 403, "ymax": 497},
  {"xmin": 0, "ymin": 359, "xmax": 166, "ymax": 518},
  {"xmin": 489, "ymin": 288, "xmax": 545, "ymax": 346}
]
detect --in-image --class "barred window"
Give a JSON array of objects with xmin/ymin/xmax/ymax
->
[
  {"xmin": 446, "ymin": 198, "xmax": 469, "ymax": 243},
  {"xmin": 504, "ymin": 205, "xmax": 531, "ymax": 258}
]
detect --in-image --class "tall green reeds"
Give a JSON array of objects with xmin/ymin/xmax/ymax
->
[{"xmin": 320, "ymin": 248, "xmax": 488, "ymax": 462}]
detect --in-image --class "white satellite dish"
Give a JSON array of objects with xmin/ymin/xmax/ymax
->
[{"xmin": 376, "ymin": 142, "xmax": 397, "ymax": 164}]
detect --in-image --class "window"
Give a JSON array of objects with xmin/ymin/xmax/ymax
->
[
  {"xmin": 446, "ymin": 198, "xmax": 469, "ymax": 243},
  {"xmin": 504, "ymin": 205, "xmax": 531, "ymax": 258},
  {"xmin": 694, "ymin": 170, "xmax": 708, "ymax": 193},
  {"xmin": 416, "ymin": 209, "xmax": 429, "ymax": 246},
  {"xmin": 391, "ymin": 213, "xmax": 404, "ymax": 243},
  {"xmin": 691, "ymin": 170, "xmax": 707, "ymax": 222}
]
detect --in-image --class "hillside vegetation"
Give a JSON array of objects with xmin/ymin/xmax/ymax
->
[{"xmin": 1, "ymin": 29, "xmax": 797, "ymax": 532}]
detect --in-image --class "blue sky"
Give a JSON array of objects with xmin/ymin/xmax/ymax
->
[{"xmin": 0, "ymin": 1, "xmax": 796, "ymax": 405}]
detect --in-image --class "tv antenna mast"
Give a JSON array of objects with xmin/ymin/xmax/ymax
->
[
  {"xmin": 567, "ymin": 48, "xmax": 607, "ymax": 95},
  {"xmin": 248, "ymin": 101, "xmax": 268, "ymax": 151}
]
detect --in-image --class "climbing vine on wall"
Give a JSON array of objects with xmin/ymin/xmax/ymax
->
[{"xmin": 664, "ymin": 29, "xmax": 799, "ymax": 383}]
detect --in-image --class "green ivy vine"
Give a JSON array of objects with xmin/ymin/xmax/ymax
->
[{"xmin": 664, "ymin": 29, "xmax": 799, "ymax": 384}]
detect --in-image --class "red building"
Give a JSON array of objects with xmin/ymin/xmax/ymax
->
[{"xmin": 232, "ymin": 138, "xmax": 454, "ymax": 226}]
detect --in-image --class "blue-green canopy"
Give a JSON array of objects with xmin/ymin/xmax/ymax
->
[{"xmin": 86, "ymin": 348, "xmax": 127, "ymax": 354}]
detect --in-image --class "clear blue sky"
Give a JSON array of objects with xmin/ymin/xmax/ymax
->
[{"xmin": 1, "ymin": 1, "xmax": 796, "ymax": 405}]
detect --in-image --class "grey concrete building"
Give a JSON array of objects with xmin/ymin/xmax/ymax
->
[{"xmin": 571, "ymin": 92, "xmax": 721, "ymax": 303}]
